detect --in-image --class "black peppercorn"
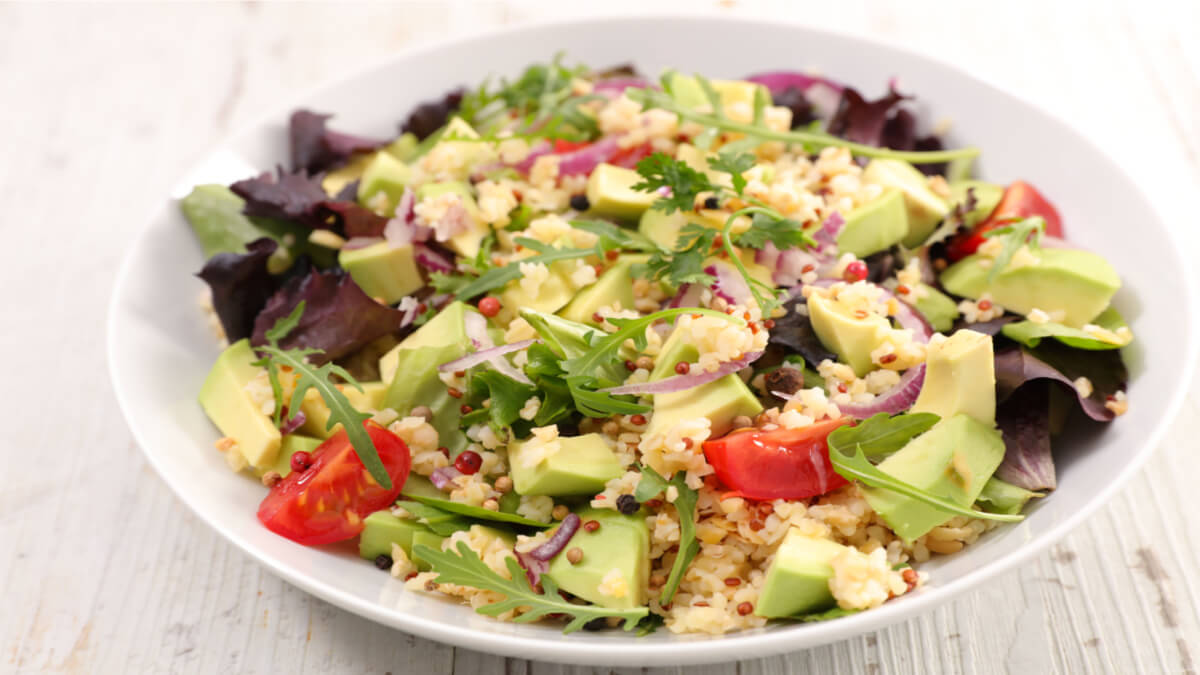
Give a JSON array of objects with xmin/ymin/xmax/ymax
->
[
  {"xmin": 616, "ymin": 494, "xmax": 640, "ymax": 515},
  {"xmin": 570, "ymin": 194, "xmax": 591, "ymax": 211},
  {"xmin": 703, "ymin": 196, "xmax": 720, "ymax": 210},
  {"xmin": 374, "ymin": 554, "xmax": 393, "ymax": 570}
]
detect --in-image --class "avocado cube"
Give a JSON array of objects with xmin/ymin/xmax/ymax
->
[
  {"xmin": 254, "ymin": 435, "xmax": 322, "ymax": 479},
  {"xmin": 198, "ymin": 339, "xmax": 281, "ymax": 469},
  {"xmin": 911, "ymin": 330, "xmax": 996, "ymax": 425},
  {"xmin": 755, "ymin": 527, "xmax": 849, "ymax": 617},
  {"xmin": 912, "ymin": 283, "xmax": 960, "ymax": 332},
  {"xmin": 508, "ymin": 433, "xmax": 624, "ymax": 497},
  {"xmin": 359, "ymin": 511, "xmax": 432, "ymax": 561},
  {"xmin": 836, "ymin": 188, "xmax": 909, "ymax": 258},
  {"xmin": 298, "ymin": 381, "xmax": 388, "ymax": 439},
  {"xmin": 585, "ymin": 163, "xmax": 656, "ymax": 219},
  {"xmin": 410, "ymin": 530, "xmax": 449, "ymax": 571},
  {"xmin": 379, "ymin": 301, "xmax": 472, "ymax": 382},
  {"xmin": 862, "ymin": 159, "xmax": 950, "ymax": 247},
  {"xmin": 339, "ymin": 241, "xmax": 422, "ymax": 305},
  {"xmin": 645, "ymin": 326, "xmax": 762, "ymax": 439},
  {"xmin": 544, "ymin": 508, "xmax": 649, "ymax": 609},
  {"xmin": 558, "ymin": 255, "xmax": 649, "ymax": 325},
  {"xmin": 357, "ymin": 152, "xmax": 414, "ymax": 214},
  {"xmin": 321, "ymin": 152, "xmax": 374, "ymax": 197},
  {"xmin": 948, "ymin": 180, "xmax": 1003, "ymax": 227},
  {"xmin": 863, "ymin": 414, "xmax": 1005, "ymax": 542},
  {"xmin": 496, "ymin": 257, "xmax": 577, "ymax": 324},
  {"xmin": 807, "ymin": 292, "xmax": 893, "ymax": 377}
]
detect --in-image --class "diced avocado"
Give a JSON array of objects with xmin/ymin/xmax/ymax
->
[
  {"xmin": 508, "ymin": 433, "xmax": 624, "ymax": 497},
  {"xmin": 863, "ymin": 414, "xmax": 1005, "ymax": 542},
  {"xmin": 637, "ymin": 207, "xmax": 724, "ymax": 250},
  {"xmin": 559, "ymin": 255, "xmax": 650, "ymax": 326},
  {"xmin": 321, "ymin": 152, "xmax": 374, "ymax": 197},
  {"xmin": 806, "ymin": 292, "xmax": 892, "ymax": 377},
  {"xmin": 384, "ymin": 133, "xmax": 419, "ymax": 162},
  {"xmin": 496, "ymin": 256, "xmax": 577, "ymax": 323},
  {"xmin": 410, "ymin": 530, "xmax": 449, "ymax": 571},
  {"xmin": 198, "ymin": 339, "xmax": 281, "ymax": 469},
  {"xmin": 358, "ymin": 511, "xmax": 432, "ymax": 561},
  {"xmin": 664, "ymin": 73, "xmax": 767, "ymax": 112},
  {"xmin": 755, "ymin": 527, "xmax": 849, "ymax": 617},
  {"xmin": 544, "ymin": 508, "xmax": 649, "ymax": 609},
  {"xmin": 674, "ymin": 143, "xmax": 709, "ymax": 173},
  {"xmin": 643, "ymin": 326, "xmax": 762, "ymax": 439},
  {"xmin": 912, "ymin": 284, "xmax": 960, "ymax": 332},
  {"xmin": 836, "ymin": 188, "xmax": 909, "ymax": 258},
  {"xmin": 416, "ymin": 181, "xmax": 489, "ymax": 259},
  {"xmin": 911, "ymin": 330, "xmax": 996, "ymax": 425},
  {"xmin": 940, "ymin": 248, "xmax": 1120, "ymax": 327},
  {"xmin": 357, "ymin": 152, "xmax": 414, "ymax": 214},
  {"xmin": 254, "ymin": 435, "xmax": 322, "ymax": 478},
  {"xmin": 298, "ymin": 381, "xmax": 388, "ymax": 439},
  {"xmin": 948, "ymin": 180, "xmax": 1003, "ymax": 227},
  {"xmin": 976, "ymin": 476, "xmax": 1040, "ymax": 516},
  {"xmin": 338, "ymin": 242, "xmax": 422, "ymax": 305},
  {"xmin": 380, "ymin": 301, "xmax": 471, "ymax": 382},
  {"xmin": 585, "ymin": 163, "xmax": 655, "ymax": 219},
  {"xmin": 181, "ymin": 185, "xmax": 326, "ymax": 268},
  {"xmin": 862, "ymin": 159, "xmax": 950, "ymax": 247}
]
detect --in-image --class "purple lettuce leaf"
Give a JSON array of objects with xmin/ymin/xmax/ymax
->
[
  {"xmin": 401, "ymin": 88, "xmax": 465, "ymax": 140},
  {"xmin": 827, "ymin": 86, "xmax": 908, "ymax": 147},
  {"xmin": 768, "ymin": 295, "xmax": 837, "ymax": 366},
  {"xmin": 290, "ymin": 110, "xmax": 384, "ymax": 174},
  {"xmin": 770, "ymin": 87, "xmax": 817, "ymax": 128},
  {"xmin": 196, "ymin": 237, "xmax": 280, "ymax": 341},
  {"xmin": 250, "ymin": 268, "xmax": 407, "ymax": 364},
  {"xmin": 995, "ymin": 381, "xmax": 1056, "ymax": 490},
  {"xmin": 994, "ymin": 343, "xmax": 1127, "ymax": 422},
  {"xmin": 954, "ymin": 315, "xmax": 1019, "ymax": 336},
  {"xmin": 230, "ymin": 168, "xmax": 388, "ymax": 236},
  {"xmin": 314, "ymin": 201, "xmax": 389, "ymax": 238}
]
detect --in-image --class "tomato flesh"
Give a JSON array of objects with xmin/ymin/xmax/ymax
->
[
  {"xmin": 945, "ymin": 180, "xmax": 1064, "ymax": 261},
  {"xmin": 257, "ymin": 422, "xmax": 411, "ymax": 546},
  {"xmin": 702, "ymin": 419, "xmax": 853, "ymax": 501}
]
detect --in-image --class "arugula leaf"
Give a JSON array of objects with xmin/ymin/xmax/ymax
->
[
  {"xmin": 400, "ymin": 494, "xmax": 551, "ymax": 529},
  {"xmin": 452, "ymin": 238, "xmax": 598, "ymax": 300},
  {"xmin": 707, "ymin": 151, "xmax": 755, "ymax": 196},
  {"xmin": 826, "ymin": 415, "xmax": 1022, "ymax": 523},
  {"xmin": 470, "ymin": 370, "xmax": 538, "ymax": 429},
  {"xmin": 565, "ymin": 375, "xmax": 651, "ymax": 417},
  {"xmin": 568, "ymin": 219, "xmax": 659, "ymax": 252},
  {"xmin": 636, "ymin": 465, "xmax": 699, "ymax": 605},
  {"xmin": 632, "ymin": 152, "xmax": 715, "ymax": 214},
  {"xmin": 828, "ymin": 412, "xmax": 940, "ymax": 459},
  {"xmin": 1001, "ymin": 306, "xmax": 1130, "ymax": 351},
  {"xmin": 416, "ymin": 541, "xmax": 649, "ymax": 633},
  {"xmin": 982, "ymin": 216, "xmax": 1045, "ymax": 282},
  {"xmin": 253, "ymin": 302, "xmax": 391, "ymax": 488},
  {"xmin": 430, "ymin": 271, "xmax": 471, "ymax": 295},
  {"xmin": 635, "ymin": 613, "xmax": 666, "ymax": 636},
  {"xmin": 788, "ymin": 606, "xmax": 861, "ymax": 623}
]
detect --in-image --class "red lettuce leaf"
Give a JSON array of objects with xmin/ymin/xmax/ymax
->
[
  {"xmin": 196, "ymin": 237, "xmax": 280, "ymax": 341},
  {"xmin": 995, "ymin": 381, "xmax": 1056, "ymax": 490},
  {"xmin": 401, "ymin": 88, "xmax": 465, "ymax": 140},
  {"xmin": 827, "ymin": 85, "xmax": 946, "ymax": 175},
  {"xmin": 290, "ymin": 109, "xmax": 384, "ymax": 174},
  {"xmin": 770, "ymin": 87, "xmax": 818, "ymax": 129},
  {"xmin": 315, "ymin": 201, "xmax": 389, "ymax": 238},
  {"xmin": 230, "ymin": 168, "xmax": 387, "ymax": 236},
  {"xmin": 994, "ymin": 343, "xmax": 1127, "ymax": 422},
  {"xmin": 768, "ymin": 295, "xmax": 837, "ymax": 366},
  {"xmin": 250, "ymin": 268, "xmax": 407, "ymax": 364}
]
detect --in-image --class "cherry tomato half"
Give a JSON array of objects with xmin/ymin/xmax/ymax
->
[
  {"xmin": 257, "ymin": 422, "xmax": 411, "ymax": 546},
  {"xmin": 702, "ymin": 418, "xmax": 853, "ymax": 501},
  {"xmin": 945, "ymin": 180, "xmax": 1064, "ymax": 261}
]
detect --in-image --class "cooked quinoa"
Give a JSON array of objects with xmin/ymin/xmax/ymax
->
[{"xmin": 187, "ymin": 59, "xmax": 1134, "ymax": 636}]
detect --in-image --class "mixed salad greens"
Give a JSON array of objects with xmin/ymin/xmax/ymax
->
[{"xmin": 185, "ymin": 58, "xmax": 1131, "ymax": 634}]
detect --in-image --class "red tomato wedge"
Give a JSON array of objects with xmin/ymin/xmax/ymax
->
[
  {"xmin": 945, "ymin": 180, "xmax": 1064, "ymax": 261},
  {"xmin": 702, "ymin": 418, "xmax": 853, "ymax": 501},
  {"xmin": 257, "ymin": 422, "xmax": 411, "ymax": 546},
  {"xmin": 552, "ymin": 138, "xmax": 590, "ymax": 153}
]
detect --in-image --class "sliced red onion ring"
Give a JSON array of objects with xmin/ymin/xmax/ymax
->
[
  {"xmin": 558, "ymin": 136, "xmax": 621, "ymax": 175},
  {"xmin": 438, "ymin": 339, "xmax": 535, "ymax": 375},
  {"xmin": 279, "ymin": 410, "xmax": 307, "ymax": 435},
  {"xmin": 744, "ymin": 71, "xmax": 845, "ymax": 95},
  {"xmin": 757, "ymin": 212, "xmax": 843, "ymax": 286},
  {"xmin": 514, "ymin": 512, "xmax": 582, "ymax": 586},
  {"xmin": 341, "ymin": 236, "xmax": 384, "ymax": 250},
  {"xmin": 592, "ymin": 77, "xmax": 654, "ymax": 95},
  {"xmin": 463, "ymin": 310, "xmax": 489, "ymax": 350},
  {"xmin": 383, "ymin": 187, "xmax": 432, "ymax": 247},
  {"xmin": 456, "ymin": 312, "xmax": 535, "ymax": 385},
  {"xmin": 813, "ymin": 211, "xmax": 845, "ymax": 252},
  {"xmin": 668, "ymin": 283, "xmax": 703, "ymax": 309},
  {"xmin": 429, "ymin": 466, "xmax": 463, "ymax": 490},
  {"xmin": 705, "ymin": 262, "xmax": 753, "ymax": 308},
  {"xmin": 510, "ymin": 140, "xmax": 553, "ymax": 174},
  {"xmin": 602, "ymin": 351, "xmax": 763, "ymax": 395},
  {"xmin": 413, "ymin": 244, "xmax": 454, "ymax": 273},
  {"xmin": 832, "ymin": 363, "xmax": 926, "ymax": 419},
  {"xmin": 515, "ymin": 550, "xmax": 549, "ymax": 586}
]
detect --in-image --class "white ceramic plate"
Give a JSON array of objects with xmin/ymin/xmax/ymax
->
[{"xmin": 107, "ymin": 15, "xmax": 1196, "ymax": 666}]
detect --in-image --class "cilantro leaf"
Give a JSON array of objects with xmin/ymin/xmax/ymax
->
[
  {"xmin": 632, "ymin": 224, "xmax": 717, "ymax": 288},
  {"xmin": 631, "ymin": 152, "xmax": 715, "ymax": 214},
  {"xmin": 252, "ymin": 301, "xmax": 391, "ymax": 488},
  {"xmin": 707, "ymin": 151, "xmax": 755, "ymax": 196},
  {"xmin": 826, "ymin": 414, "xmax": 1023, "ymax": 523},
  {"xmin": 733, "ymin": 211, "xmax": 814, "ymax": 251},
  {"xmin": 415, "ymin": 541, "xmax": 649, "ymax": 633},
  {"xmin": 636, "ymin": 465, "xmax": 699, "ymax": 604}
]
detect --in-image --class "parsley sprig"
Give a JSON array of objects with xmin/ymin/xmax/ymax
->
[
  {"xmin": 252, "ymin": 302, "xmax": 391, "ymax": 488},
  {"xmin": 627, "ymin": 73, "xmax": 981, "ymax": 163},
  {"xmin": 414, "ymin": 541, "xmax": 649, "ymax": 633}
]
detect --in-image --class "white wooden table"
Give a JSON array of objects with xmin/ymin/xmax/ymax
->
[{"xmin": 3, "ymin": 2, "xmax": 1198, "ymax": 673}]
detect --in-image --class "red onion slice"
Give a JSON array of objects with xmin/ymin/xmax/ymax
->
[
  {"xmin": 834, "ymin": 363, "xmax": 926, "ymax": 419},
  {"xmin": 705, "ymin": 262, "xmax": 753, "ymax": 308},
  {"xmin": 514, "ymin": 550, "xmax": 549, "ymax": 587},
  {"xmin": 602, "ymin": 351, "xmax": 763, "ymax": 395},
  {"xmin": 413, "ymin": 244, "xmax": 454, "ymax": 273},
  {"xmin": 668, "ymin": 283, "xmax": 704, "ymax": 309},
  {"xmin": 279, "ymin": 410, "xmax": 307, "ymax": 435},
  {"xmin": 510, "ymin": 140, "xmax": 553, "ymax": 174},
  {"xmin": 341, "ymin": 236, "xmax": 384, "ymax": 251},
  {"xmin": 813, "ymin": 211, "xmax": 845, "ymax": 252},
  {"xmin": 438, "ymin": 339, "xmax": 535, "ymax": 376},
  {"xmin": 557, "ymin": 136, "xmax": 621, "ymax": 176},
  {"xmin": 514, "ymin": 512, "xmax": 581, "ymax": 586},
  {"xmin": 429, "ymin": 466, "xmax": 463, "ymax": 490}
]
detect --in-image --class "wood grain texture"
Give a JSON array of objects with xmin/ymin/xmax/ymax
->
[{"xmin": 1, "ymin": 1, "xmax": 1196, "ymax": 673}]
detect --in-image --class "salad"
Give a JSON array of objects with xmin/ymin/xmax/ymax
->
[{"xmin": 184, "ymin": 59, "xmax": 1132, "ymax": 635}]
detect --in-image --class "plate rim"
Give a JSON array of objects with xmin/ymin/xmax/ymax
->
[{"xmin": 106, "ymin": 11, "xmax": 1198, "ymax": 666}]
